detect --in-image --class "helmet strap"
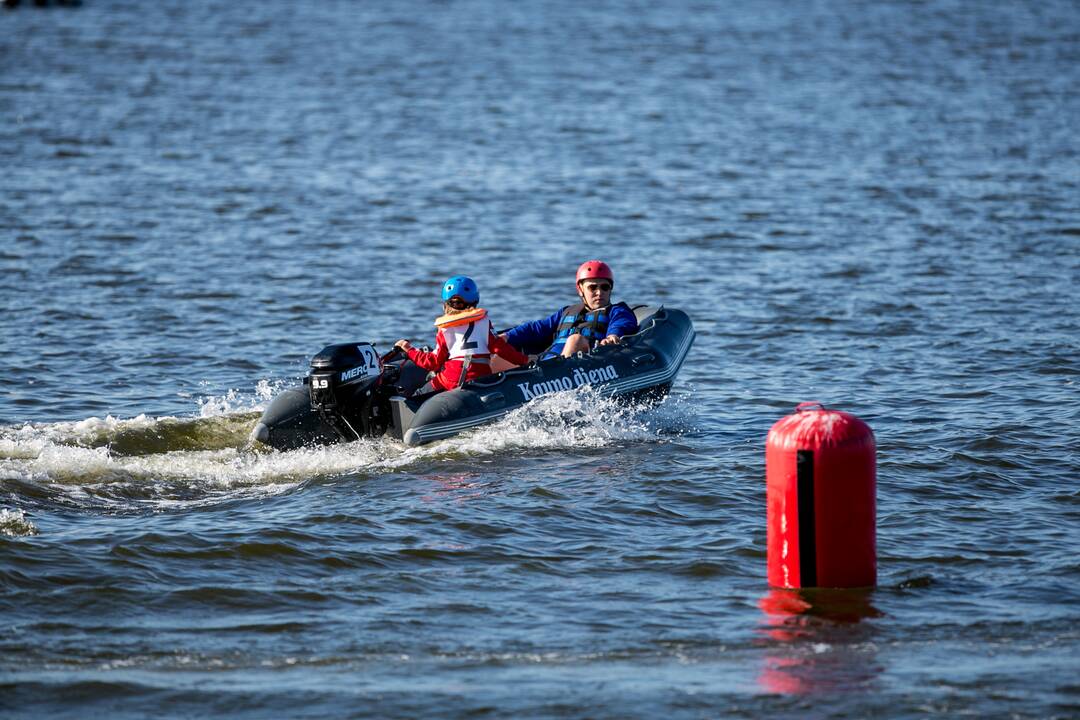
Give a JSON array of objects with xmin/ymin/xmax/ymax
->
[{"xmin": 577, "ymin": 283, "xmax": 590, "ymax": 310}]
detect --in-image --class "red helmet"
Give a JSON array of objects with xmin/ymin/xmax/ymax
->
[{"xmin": 575, "ymin": 260, "xmax": 614, "ymax": 288}]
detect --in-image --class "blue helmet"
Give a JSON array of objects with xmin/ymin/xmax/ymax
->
[{"xmin": 441, "ymin": 275, "xmax": 479, "ymax": 304}]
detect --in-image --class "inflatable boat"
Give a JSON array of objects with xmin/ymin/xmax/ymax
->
[{"xmin": 251, "ymin": 305, "xmax": 694, "ymax": 449}]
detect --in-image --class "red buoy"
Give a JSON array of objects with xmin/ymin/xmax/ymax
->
[{"xmin": 766, "ymin": 402, "xmax": 876, "ymax": 588}]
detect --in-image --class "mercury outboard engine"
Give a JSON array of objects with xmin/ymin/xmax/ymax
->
[
  {"xmin": 251, "ymin": 341, "xmax": 423, "ymax": 450},
  {"xmin": 306, "ymin": 342, "xmax": 393, "ymax": 441}
]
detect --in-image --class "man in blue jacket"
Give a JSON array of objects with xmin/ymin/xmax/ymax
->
[{"xmin": 502, "ymin": 260, "xmax": 639, "ymax": 360}]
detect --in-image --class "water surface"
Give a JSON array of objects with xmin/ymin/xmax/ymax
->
[{"xmin": 2, "ymin": 1, "xmax": 1078, "ymax": 717}]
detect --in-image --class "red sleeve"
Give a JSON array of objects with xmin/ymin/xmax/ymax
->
[
  {"xmin": 406, "ymin": 331, "xmax": 449, "ymax": 371},
  {"xmin": 489, "ymin": 329, "xmax": 529, "ymax": 366}
]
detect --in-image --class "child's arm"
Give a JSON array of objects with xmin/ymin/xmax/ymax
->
[
  {"xmin": 489, "ymin": 328, "xmax": 529, "ymax": 367},
  {"xmin": 399, "ymin": 332, "xmax": 449, "ymax": 372}
]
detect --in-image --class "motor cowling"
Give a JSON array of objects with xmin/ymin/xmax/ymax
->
[{"xmin": 307, "ymin": 343, "xmax": 385, "ymax": 440}]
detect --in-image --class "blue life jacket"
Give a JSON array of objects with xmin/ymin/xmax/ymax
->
[{"xmin": 549, "ymin": 302, "xmax": 632, "ymax": 356}]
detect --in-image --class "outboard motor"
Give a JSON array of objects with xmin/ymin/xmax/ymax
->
[{"xmin": 306, "ymin": 342, "xmax": 388, "ymax": 441}]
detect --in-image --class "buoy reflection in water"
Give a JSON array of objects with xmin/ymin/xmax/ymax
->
[{"xmin": 757, "ymin": 588, "xmax": 884, "ymax": 695}]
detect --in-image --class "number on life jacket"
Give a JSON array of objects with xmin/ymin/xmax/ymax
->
[{"xmin": 443, "ymin": 319, "xmax": 491, "ymax": 360}]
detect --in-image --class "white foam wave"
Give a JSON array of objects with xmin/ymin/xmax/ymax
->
[
  {"xmin": 1, "ymin": 414, "xmax": 174, "ymax": 451},
  {"xmin": 0, "ymin": 411, "xmax": 297, "ymax": 508},
  {"xmin": 361, "ymin": 385, "xmax": 694, "ymax": 471},
  {"xmin": 0, "ymin": 386, "xmax": 692, "ymax": 509},
  {"xmin": 0, "ymin": 508, "xmax": 39, "ymax": 537},
  {"xmin": 422, "ymin": 385, "xmax": 684, "ymax": 455}
]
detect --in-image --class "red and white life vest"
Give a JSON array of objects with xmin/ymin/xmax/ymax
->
[{"xmin": 435, "ymin": 308, "xmax": 491, "ymax": 362}]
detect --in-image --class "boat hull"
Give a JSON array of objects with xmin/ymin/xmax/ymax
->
[{"xmin": 252, "ymin": 306, "xmax": 694, "ymax": 449}]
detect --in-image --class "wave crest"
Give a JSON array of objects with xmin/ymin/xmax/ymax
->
[
  {"xmin": 0, "ymin": 384, "xmax": 691, "ymax": 510},
  {"xmin": 0, "ymin": 508, "xmax": 39, "ymax": 537}
]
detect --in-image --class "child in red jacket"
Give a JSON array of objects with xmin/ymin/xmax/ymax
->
[{"xmin": 394, "ymin": 275, "xmax": 527, "ymax": 393}]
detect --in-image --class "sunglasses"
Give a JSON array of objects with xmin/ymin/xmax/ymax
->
[{"xmin": 582, "ymin": 282, "xmax": 612, "ymax": 293}]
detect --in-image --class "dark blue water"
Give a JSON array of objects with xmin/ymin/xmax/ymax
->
[{"xmin": 2, "ymin": 1, "xmax": 1078, "ymax": 717}]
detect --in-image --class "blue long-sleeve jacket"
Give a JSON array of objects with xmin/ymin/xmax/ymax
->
[{"xmin": 504, "ymin": 302, "xmax": 639, "ymax": 357}]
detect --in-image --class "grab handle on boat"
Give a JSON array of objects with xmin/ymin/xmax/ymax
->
[
  {"xmin": 632, "ymin": 352, "xmax": 656, "ymax": 366},
  {"xmin": 480, "ymin": 392, "xmax": 504, "ymax": 405}
]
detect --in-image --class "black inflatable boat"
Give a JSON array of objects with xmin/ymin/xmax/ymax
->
[{"xmin": 250, "ymin": 305, "xmax": 694, "ymax": 449}]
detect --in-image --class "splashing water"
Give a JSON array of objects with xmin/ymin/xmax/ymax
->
[
  {"xmin": 409, "ymin": 384, "xmax": 695, "ymax": 458},
  {"xmin": 196, "ymin": 378, "xmax": 290, "ymax": 418},
  {"xmin": 0, "ymin": 384, "xmax": 692, "ymax": 512},
  {"xmin": 0, "ymin": 508, "xmax": 38, "ymax": 537}
]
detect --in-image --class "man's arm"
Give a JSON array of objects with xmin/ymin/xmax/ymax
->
[
  {"xmin": 598, "ymin": 304, "xmax": 638, "ymax": 345},
  {"xmin": 502, "ymin": 308, "xmax": 565, "ymax": 355}
]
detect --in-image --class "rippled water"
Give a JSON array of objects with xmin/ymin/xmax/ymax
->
[{"xmin": 2, "ymin": 0, "xmax": 1078, "ymax": 717}]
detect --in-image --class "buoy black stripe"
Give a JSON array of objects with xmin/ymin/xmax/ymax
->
[{"xmin": 797, "ymin": 450, "xmax": 817, "ymax": 587}]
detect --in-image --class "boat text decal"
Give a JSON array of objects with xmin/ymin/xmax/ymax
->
[{"xmin": 517, "ymin": 364, "xmax": 619, "ymax": 401}]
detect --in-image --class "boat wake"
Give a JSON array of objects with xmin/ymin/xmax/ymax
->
[{"xmin": 0, "ymin": 384, "xmax": 693, "ymax": 519}]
